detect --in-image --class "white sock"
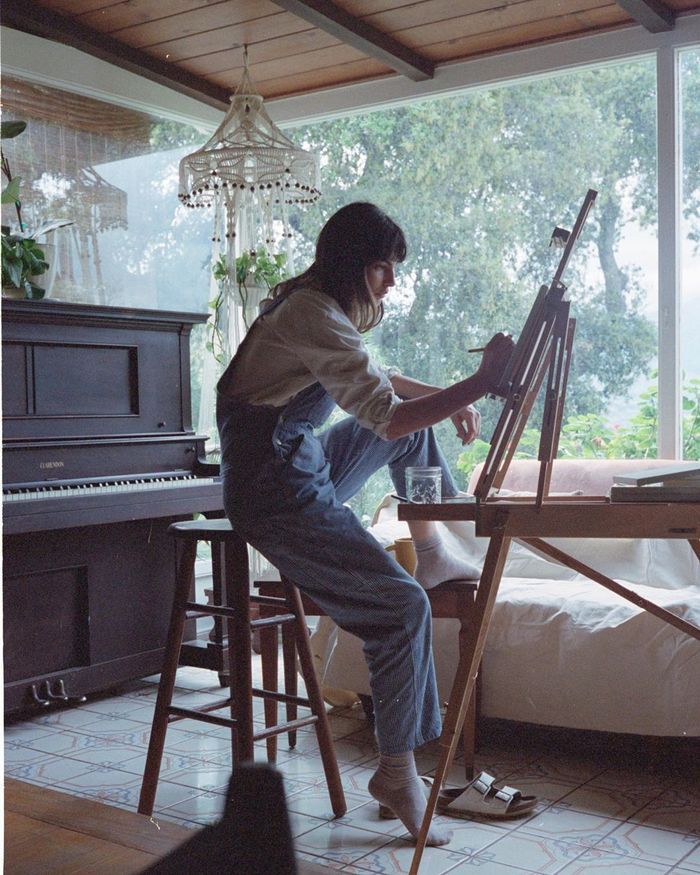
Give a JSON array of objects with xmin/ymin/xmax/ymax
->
[
  {"xmin": 413, "ymin": 535, "xmax": 480, "ymax": 589},
  {"xmin": 368, "ymin": 752, "xmax": 452, "ymax": 846}
]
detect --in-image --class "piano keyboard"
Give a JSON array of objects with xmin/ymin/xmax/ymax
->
[{"xmin": 3, "ymin": 474, "xmax": 218, "ymax": 502}]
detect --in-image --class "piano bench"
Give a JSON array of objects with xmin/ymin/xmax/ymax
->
[{"xmin": 137, "ymin": 518, "xmax": 346, "ymax": 820}]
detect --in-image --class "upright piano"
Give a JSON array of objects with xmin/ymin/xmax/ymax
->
[{"xmin": 2, "ymin": 299, "xmax": 224, "ymax": 713}]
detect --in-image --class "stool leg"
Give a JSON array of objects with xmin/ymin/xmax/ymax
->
[
  {"xmin": 259, "ymin": 611, "xmax": 279, "ymax": 763},
  {"xmin": 223, "ymin": 536, "xmax": 255, "ymax": 763},
  {"xmin": 284, "ymin": 579, "xmax": 346, "ymax": 817},
  {"xmin": 211, "ymin": 550, "xmax": 228, "ymax": 687},
  {"xmin": 282, "ymin": 623, "xmax": 298, "ymax": 748},
  {"xmin": 138, "ymin": 538, "xmax": 197, "ymax": 816}
]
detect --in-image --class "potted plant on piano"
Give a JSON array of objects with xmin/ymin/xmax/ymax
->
[{"xmin": 1, "ymin": 120, "xmax": 72, "ymax": 300}]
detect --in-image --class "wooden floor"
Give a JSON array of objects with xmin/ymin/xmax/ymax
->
[
  {"xmin": 5, "ymin": 778, "xmax": 195, "ymax": 874},
  {"xmin": 4, "ymin": 778, "xmax": 335, "ymax": 874}
]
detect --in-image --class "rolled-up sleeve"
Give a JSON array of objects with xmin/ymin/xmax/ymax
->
[{"xmin": 267, "ymin": 290, "xmax": 401, "ymax": 437}]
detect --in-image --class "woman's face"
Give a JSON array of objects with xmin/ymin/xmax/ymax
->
[{"xmin": 365, "ymin": 259, "xmax": 397, "ymax": 302}]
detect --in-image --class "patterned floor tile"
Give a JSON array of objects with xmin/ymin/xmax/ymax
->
[
  {"xmin": 501, "ymin": 775, "xmax": 581, "ymax": 809},
  {"xmin": 21, "ymin": 729, "xmax": 111, "ymax": 756},
  {"xmin": 676, "ymin": 842, "xmax": 700, "ymax": 872},
  {"xmin": 295, "ymin": 849, "xmax": 347, "ymax": 870},
  {"xmin": 594, "ymin": 821, "xmax": 699, "ymax": 867},
  {"xmin": 3, "ymin": 720, "xmax": 58, "ymax": 743},
  {"xmin": 520, "ymin": 805, "xmax": 623, "ymax": 847},
  {"xmin": 287, "ymin": 786, "xmax": 370, "ymax": 823},
  {"xmin": 64, "ymin": 714, "xmax": 152, "ymax": 736},
  {"xmin": 288, "ymin": 810, "xmax": 335, "ymax": 839},
  {"xmin": 293, "ymin": 819, "xmax": 394, "ymax": 867},
  {"xmin": 4, "ymin": 669, "xmax": 698, "ymax": 875},
  {"xmin": 558, "ymin": 848, "xmax": 672, "ymax": 872},
  {"xmin": 3, "ymin": 743, "xmax": 56, "ymax": 766},
  {"xmin": 558, "ymin": 784, "xmax": 657, "ymax": 820},
  {"xmin": 442, "ymin": 818, "xmax": 509, "ymax": 857},
  {"xmin": 72, "ymin": 696, "xmax": 151, "ymax": 719},
  {"xmin": 473, "ymin": 829, "xmax": 589, "ymax": 873},
  {"xmin": 41, "ymin": 743, "xmax": 145, "ymax": 773},
  {"xmin": 164, "ymin": 761, "xmax": 235, "ymax": 794},
  {"xmin": 340, "ymin": 836, "xmax": 467, "ymax": 874},
  {"xmin": 154, "ymin": 787, "xmax": 227, "ymax": 822},
  {"xmin": 633, "ymin": 789, "xmax": 700, "ymax": 836},
  {"xmin": 518, "ymin": 758, "xmax": 607, "ymax": 787},
  {"xmin": 6, "ymin": 755, "xmax": 94, "ymax": 784},
  {"xmin": 274, "ymin": 752, "xmax": 339, "ymax": 785},
  {"xmin": 332, "ymin": 798, "xmax": 416, "ymax": 839},
  {"xmin": 443, "ymin": 859, "xmax": 536, "ymax": 874},
  {"xmin": 290, "ymin": 732, "xmax": 377, "ymax": 767}
]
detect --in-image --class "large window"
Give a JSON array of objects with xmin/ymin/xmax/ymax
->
[{"xmin": 288, "ymin": 56, "xmax": 685, "ymax": 515}]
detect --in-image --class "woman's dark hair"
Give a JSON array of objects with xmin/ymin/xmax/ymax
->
[{"xmin": 273, "ymin": 202, "xmax": 407, "ymax": 331}]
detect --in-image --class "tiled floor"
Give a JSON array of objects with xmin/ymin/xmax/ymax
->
[{"xmin": 4, "ymin": 658, "xmax": 700, "ymax": 874}]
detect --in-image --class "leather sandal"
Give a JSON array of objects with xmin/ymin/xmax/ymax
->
[{"xmin": 436, "ymin": 771, "xmax": 537, "ymax": 820}]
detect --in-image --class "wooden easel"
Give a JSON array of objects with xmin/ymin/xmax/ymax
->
[
  {"xmin": 400, "ymin": 189, "xmax": 700, "ymax": 873},
  {"xmin": 476, "ymin": 188, "xmax": 596, "ymax": 505}
]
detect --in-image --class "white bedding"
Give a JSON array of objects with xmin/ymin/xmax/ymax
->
[{"xmin": 318, "ymin": 460, "xmax": 700, "ymax": 737}]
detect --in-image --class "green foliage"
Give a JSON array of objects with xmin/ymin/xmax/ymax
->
[
  {"xmin": 207, "ymin": 249, "xmax": 289, "ymax": 361},
  {"xmin": 1, "ymin": 121, "xmax": 27, "ymax": 140},
  {"xmin": 1, "ymin": 233, "xmax": 48, "ymax": 297},
  {"xmin": 455, "ymin": 374, "xmax": 700, "ymax": 483},
  {"xmin": 1, "ymin": 176, "xmax": 22, "ymax": 205},
  {"xmin": 683, "ymin": 377, "xmax": 700, "ymax": 459}
]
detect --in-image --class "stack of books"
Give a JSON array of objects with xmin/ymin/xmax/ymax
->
[{"xmin": 609, "ymin": 463, "xmax": 700, "ymax": 503}]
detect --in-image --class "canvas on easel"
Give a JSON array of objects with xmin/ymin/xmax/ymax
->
[{"xmin": 474, "ymin": 188, "xmax": 597, "ymax": 505}]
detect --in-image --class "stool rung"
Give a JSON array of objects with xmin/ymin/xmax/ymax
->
[
  {"xmin": 252, "ymin": 686, "xmax": 311, "ymax": 708},
  {"xmin": 251, "ymin": 614, "xmax": 295, "ymax": 629},
  {"xmin": 250, "ymin": 594, "xmax": 291, "ymax": 608},
  {"xmin": 167, "ymin": 705, "xmax": 237, "ymax": 730},
  {"xmin": 185, "ymin": 600, "xmax": 237, "ymax": 618},
  {"xmin": 254, "ymin": 715, "xmax": 319, "ymax": 741},
  {"xmin": 184, "ymin": 600, "xmax": 296, "ymax": 627}
]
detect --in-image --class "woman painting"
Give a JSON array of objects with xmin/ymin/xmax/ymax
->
[{"xmin": 217, "ymin": 202, "xmax": 514, "ymax": 845}]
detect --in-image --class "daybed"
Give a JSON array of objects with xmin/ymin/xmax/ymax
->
[{"xmin": 316, "ymin": 458, "xmax": 700, "ymax": 738}]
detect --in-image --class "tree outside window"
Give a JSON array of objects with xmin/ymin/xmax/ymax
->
[{"xmin": 286, "ymin": 55, "xmax": 699, "ymax": 521}]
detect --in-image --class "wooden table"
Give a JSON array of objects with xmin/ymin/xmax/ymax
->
[{"xmin": 397, "ymin": 496, "xmax": 700, "ymax": 874}]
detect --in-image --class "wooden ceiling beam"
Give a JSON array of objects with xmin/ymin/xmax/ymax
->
[
  {"xmin": 615, "ymin": 0, "xmax": 676, "ymax": 32},
  {"xmin": 271, "ymin": 0, "xmax": 435, "ymax": 81},
  {"xmin": 1, "ymin": 0, "xmax": 230, "ymax": 110}
]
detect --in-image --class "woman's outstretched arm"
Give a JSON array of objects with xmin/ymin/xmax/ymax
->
[{"xmin": 385, "ymin": 332, "xmax": 513, "ymax": 440}]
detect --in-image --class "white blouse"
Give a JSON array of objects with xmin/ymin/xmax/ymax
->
[{"xmin": 217, "ymin": 287, "xmax": 401, "ymax": 437}]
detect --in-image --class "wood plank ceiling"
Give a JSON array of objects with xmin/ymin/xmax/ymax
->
[{"xmin": 3, "ymin": 0, "xmax": 700, "ymax": 109}]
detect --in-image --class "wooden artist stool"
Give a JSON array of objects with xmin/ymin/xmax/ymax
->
[
  {"xmin": 138, "ymin": 518, "xmax": 346, "ymax": 819},
  {"xmin": 255, "ymin": 575, "xmax": 480, "ymax": 778}
]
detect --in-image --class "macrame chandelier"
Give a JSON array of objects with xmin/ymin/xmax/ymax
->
[{"xmin": 178, "ymin": 48, "xmax": 321, "ymax": 257}]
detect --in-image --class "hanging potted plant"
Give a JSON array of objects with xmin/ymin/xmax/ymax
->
[
  {"xmin": 208, "ymin": 248, "xmax": 288, "ymax": 362},
  {"xmin": 1, "ymin": 120, "xmax": 72, "ymax": 299}
]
